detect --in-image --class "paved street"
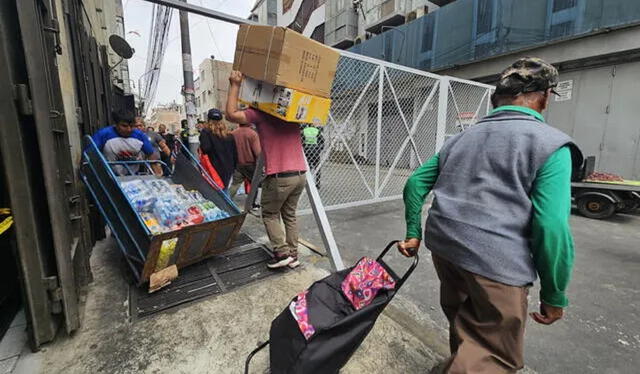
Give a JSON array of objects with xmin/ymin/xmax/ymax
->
[
  {"xmin": 294, "ymin": 200, "xmax": 640, "ymax": 374},
  {"xmin": 297, "ymin": 161, "xmax": 414, "ymax": 210}
]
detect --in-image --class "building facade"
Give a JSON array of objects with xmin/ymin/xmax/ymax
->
[
  {"xmin": 0, "ymin": 0, "xmax": 136, "ymax": 348},
  {"xmin": 249, "ymin": 1, "xmax": 442, "ymax": 46},
  {"xmin": 194, "ymin": 58, "xmax": 233, "ymax": 120},
  {"xmin": 349, "ymin": 0, "xmax": 640, "ymax": 179},
  {"xmin": 82, "ymin": 0, "xmax": 132, "ymax": 95},
  {"xmin": 249, "ymin": 0, "xmax": 278, "ymax": 25},
  {"xmin": 148, "ymin": 103, "xmax": 183, "ymax": 133},
  {"xmin": 251, "ymin": 0, "xmax": 327, "ymax": 41},
  {"xmin": 246, "ymin": 1, "xmax": 640, "ymax": 179}
]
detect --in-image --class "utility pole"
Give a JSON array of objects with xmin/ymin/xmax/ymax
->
[{"xmin": 178, "ymin": 0, "xmax": 198, "ymax": 155}]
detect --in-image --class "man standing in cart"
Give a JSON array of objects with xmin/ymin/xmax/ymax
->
[
  {"xmin": 92, "ymin": 111, "xmax": 159, "ymax": 175},
  {"xmin": 225, "ymin": 71, "xmax": 305, "ymax": 270},
  {"xmin": 398, "ymin": 58, "xmax": 582, "ymax": 373}
]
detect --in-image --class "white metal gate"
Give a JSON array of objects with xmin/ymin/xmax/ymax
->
[{"xmin": 299, "ymin": 50, "xmax": 494, "ymax": 213}]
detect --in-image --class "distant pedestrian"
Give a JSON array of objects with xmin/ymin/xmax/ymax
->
[
  {"xmin": 229, "ymin": 122, "xmax": 261, "ymax": 197},
  {"xmin": 158, "ymin": 123, "xmax": 176, "ymax": 175},
  {"xmin": 180, "ymin": 119, "xmax": 189, "ymax": 147},
  {"xmin": 301, "ymin": 124, "xmax": 324, "ymax": 189},
  {"xmin": 197, "ymin": 119, "xmax": 206, "ymax": 132},
  {"xmin": 158, "ymin": 123, "xmax": 175, "ymax": 150},
  {"xmin": 199, "ymin": 108, "xmax": 237, "ymax": 190},
  {"xmin": 226, "ymin": 71, "xmax": 306, "ymax": 269},
  {"xmin": 398, "ymin": 57, "xmax": 583, "ymax": 373},
  {"xmin": 135, "ymin": 117, "xmax": 169, "ymax": 176}
]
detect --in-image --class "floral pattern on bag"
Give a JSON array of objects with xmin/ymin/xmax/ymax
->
[
  {"xmin": 341, "ymin": 257, "xmax": 396, "ymax": 310},
  {"xmin": 289, "ymin": 290, "xmax": 316, "ymax": 340}
]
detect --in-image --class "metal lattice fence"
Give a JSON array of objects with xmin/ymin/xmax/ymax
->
[{"xmin": 297, "ymin": 50, "xmax": 493, "ymax": 213}]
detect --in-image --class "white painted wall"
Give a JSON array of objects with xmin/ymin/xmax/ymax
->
[
  {"xmin": 303, "ymin": 4, "xmax": 326, "ymax": 37},
  {"xmin": 195, "ymin": 59, "xmax": 233, "ymax": 119},
  {"xmin": 278, "ymin": 0, "xmax": 303, "ymax": 26},
  {"xmin": 54, "ymin": 0, "xmax": 82, "ymax": 174}
]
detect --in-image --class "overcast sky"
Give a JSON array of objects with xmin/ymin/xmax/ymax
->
[{"xmin": 123, "ymin": 0, "xmax": 254, "ymax": 108}]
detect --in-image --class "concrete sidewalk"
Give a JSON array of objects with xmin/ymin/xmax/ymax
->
[{"xmin": 7, "ymin": 231, "xmax": 446, "ymax": 374}]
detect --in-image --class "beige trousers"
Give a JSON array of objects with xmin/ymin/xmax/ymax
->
[
  {"xmin": 260, "ymin": 174, "xmax": 306, "ymax": 256},
  {"xmin": 229, "ymin": 164, "xmax": 256, "ymax": 197}
]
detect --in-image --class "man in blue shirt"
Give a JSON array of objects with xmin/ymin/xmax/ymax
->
[{"xmin": 92, "ymin": 111, "xmax": 158, "ymax": 175}]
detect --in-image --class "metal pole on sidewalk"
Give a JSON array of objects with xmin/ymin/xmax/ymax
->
[
  {"xmin": 303, "ymin": 155, "xmax": 345, "ymax": 271},
  {"xmin": 178, "ymin": 0, "xmax": 199, "ymax": 155}
]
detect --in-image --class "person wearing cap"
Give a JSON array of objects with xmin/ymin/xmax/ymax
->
[
  {"xmin": 199, "ymin": 108, "xmax": 237, "ymax": 190},
  {"xmin": 398, "ymin": 57, "xmax": 583, "ymax": 373},
  {"xmin": 226, "ymin": 71, "xmax": 306, "ymax": 270}
]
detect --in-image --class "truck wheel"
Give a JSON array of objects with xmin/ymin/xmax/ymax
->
[{"xmin": 577, "ymin": 195, "xmax": 616, "ymax": 219}]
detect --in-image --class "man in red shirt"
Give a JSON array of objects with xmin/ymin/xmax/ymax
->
[
  {"xmin": 229, "ymin": 122, "xmax": 261, "ymax": 197},
  {"xmin": 226, "ymin": 71, "xmax": 307, "ymax": 269}
]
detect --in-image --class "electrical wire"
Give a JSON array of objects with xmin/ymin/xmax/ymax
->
[
  {"xmin": 142, "ymin": 4, "xmax": 174, "ymax": 116},
  {"xmin": 198, "ymin": 0, "xmax": 224, "ymax": 60}
]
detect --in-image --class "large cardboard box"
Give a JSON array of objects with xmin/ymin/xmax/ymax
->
[
  {"xmin": 233, "ymin": 25, "xmax": 340, "ymax": 98},
  {"xmin": 239, "ymin": 76, "xmax": 331, "ymax": 126}
]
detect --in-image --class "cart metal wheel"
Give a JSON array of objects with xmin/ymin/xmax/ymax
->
[{"xmin": 577, "ymin": 195, "xmax": 616, "ymax": 219}]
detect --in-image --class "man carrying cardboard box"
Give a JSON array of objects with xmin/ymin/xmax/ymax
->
[{"xmin": 226, "ymin": 71, "xmax": 306, "ymax": 269}]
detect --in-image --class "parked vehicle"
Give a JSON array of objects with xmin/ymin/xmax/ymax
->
[{"xmin": 572, "ymin": 156, "xmax": 640, "ymax": 219}]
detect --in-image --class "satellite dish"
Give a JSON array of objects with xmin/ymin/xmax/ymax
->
[{"xmin": 109, "ymin": 35, "xmax": 134, "ymax": 59}]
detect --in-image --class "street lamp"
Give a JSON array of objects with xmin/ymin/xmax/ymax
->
[{"xmin": 138, "ymin": 67, "xmax": 160, "ymax": 114}]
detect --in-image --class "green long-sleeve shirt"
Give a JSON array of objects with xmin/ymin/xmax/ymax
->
[{"xmin": 403, "ymin": 106, "xmax": 575, "ymax": 307}]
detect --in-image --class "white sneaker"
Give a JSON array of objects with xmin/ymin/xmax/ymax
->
[
  {"xmin": 288, "ymin": 257, "xmax": 300, "ymax": 269},
  {"xmin": 267, "ymin": 255, "xmax": 293, "ymax": 269}
]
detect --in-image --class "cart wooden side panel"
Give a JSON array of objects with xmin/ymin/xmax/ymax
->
[{"xmin": 141, "ymin": 213, "xmax": 246, "ymax": 282}]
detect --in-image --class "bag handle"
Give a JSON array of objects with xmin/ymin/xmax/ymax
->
[
  {"xmin": 244, "ymin": 340, "xmax": 269, "ymax": 374},
  {"xmin": 376, "ymin": 240, "xmax": 419, "ymax": 289}
]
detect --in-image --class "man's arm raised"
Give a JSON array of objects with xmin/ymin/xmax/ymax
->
[{"xmin": 226, "ymin": 71, "xmax": 249, "ymax": 125}]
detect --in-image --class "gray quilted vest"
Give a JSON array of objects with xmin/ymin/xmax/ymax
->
[{"xmin": 425, "ymin": 110, "xmax": 577, "ymax": 286}]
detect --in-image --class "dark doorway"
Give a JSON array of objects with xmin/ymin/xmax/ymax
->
[{"xmin": 0, "ymin": 154, "xmax": 22, "ymax": 341}]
